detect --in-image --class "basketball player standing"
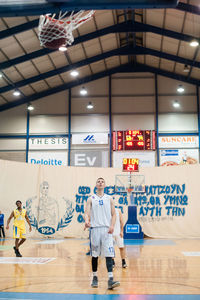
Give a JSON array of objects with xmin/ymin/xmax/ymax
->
[
  {"xmin": 84, "ymin": 177, "xmax": 120, "ymax": 289},
  {"xmin": 6, "ymin": 200, "xmax": 32, "ymax": 257}
]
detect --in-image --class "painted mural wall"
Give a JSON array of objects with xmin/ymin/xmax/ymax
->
[{"xmin": 1, "ymin": 159, "xmax": 199, "ymax": 239}]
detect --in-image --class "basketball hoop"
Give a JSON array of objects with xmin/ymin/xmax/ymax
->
[
  {"xmin": 127, "ymin": 188, "xmax": 133, "ymax": 194},
  {"xmin": 38, "ymin": 10, "xmax": 95, "ymax": 49}
]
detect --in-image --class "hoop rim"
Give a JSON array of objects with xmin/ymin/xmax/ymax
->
[
  {"xmin": 115, "ymin": 185, "xmax": 146, "ymax": 194},
  {"xmin": 45, "ymin": 13, "xmax": 94, "ymax": 26},
  {"xmin": 46, "ymin": 15, "xmax": 65, "ymax": 25}
]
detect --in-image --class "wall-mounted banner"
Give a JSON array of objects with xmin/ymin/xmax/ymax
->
[
  {"xmin": 71, "ymin": 150, "xmax": 108, "ymax": 167},
  {"xmin": 29, "ymin": 137, "xmax": 68, "ymax": 150},
  {"xmin": 28, "ymin": 151, "xmax": 68, "ymax": 166},
  {"xmin": 113, "ymin": 151, "xmax": 155, "ymax": 168},
  {"xmin": 1, "ymin": 159, "xmax": 200, "ymax": 239},
  {"xmin": 159, "ymin": 136, "xmax": 199, "ymax": 149},
  {"xmin": 72, "ymin": 133, "xmax": 108, "ymax": 145},
  {"xmin": 160, "ymin": 149, "xmax": 199, "ymax": 166}
]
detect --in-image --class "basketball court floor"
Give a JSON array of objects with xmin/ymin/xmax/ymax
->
[{"xmin": 0, "ymin": 237, "xmax": 200, "ymax": 299}]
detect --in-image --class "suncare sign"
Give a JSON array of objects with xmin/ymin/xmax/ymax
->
[{"xmin": 159, "ymin": 136, "xmax": 199, "ymax": 148}]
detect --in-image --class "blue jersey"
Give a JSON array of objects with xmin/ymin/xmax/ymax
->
[{"xmin": 0, "ymin": 214, "xmax": 4, "ymax": 226}]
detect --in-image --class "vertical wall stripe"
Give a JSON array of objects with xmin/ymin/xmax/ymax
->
[
  {"xmin": 26, "ymin": 109, "xmax": 30, "ymax": 163},
  {"xmin": 109, "ymin": 75, "xmax": 112, "ymax": 167},
  {"xmin": 155, "ymin": 74, "xmax": 159, "ymax": 166},
  {"xmin": 197, "ymin": 86, "xmax": 200, "ymax": 157},
  {"xmin": 68, "ymin": 88, "xmax": 71, "ymax": 166}
]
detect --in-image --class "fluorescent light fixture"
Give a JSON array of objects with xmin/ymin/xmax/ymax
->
[
  {"xmin": 87, "ymin": 102, "xmax": 93, "ymax": 109},
  {"xmin": 177, "ymin": 85, "xmax": 184, "ymax": 93},
  {"xmin": 183, "ymin": 64, "xmax": 190, "ymax": 73},
  {"xmin": 80, "ymin": 86, "xmax": 87, "ymax": 96},
  {"xmin": 59, "ymin": 46, "xmax": 67, "ymax": 52},
  {"xmin": 173, "ymin": 101, "xmax": 180, "ymax": 108},
  {"xmin": 13, "ymin": 90, "xmax": 20, "ymax": 96},
  {"xmin": 70, "ymin": 70, "xmax": 79, "ymax": 77},
  {"xmin": 0, "ymin": 73, "xmax": 2, "ymax": 78},
  {"xmin": 27, "ymin": 103, "xmax": 34, "ymax": 111},
  {"xmin": 190, "ymin": 40, "xmax": 199, "ymax": 47}
]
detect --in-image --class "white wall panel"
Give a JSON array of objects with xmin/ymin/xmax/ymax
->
[
  {"xmin": 112, "ymin": 73, "xmax": 153, "ymax": 78},
  {"xmin": 29, "ymin": 115, "xmax": 68, "ymax": 134},
  {"xmin": 112, "ymin": 77, "xmax": 155, "ymax": 95},
  {"xmin": 113, "ymin": 114, "xmax": 155, "ymax": 131},
  {"xmin": 0, "ymin": 139, "xmax": 26, "ymax": 150},
  {"xmin": 71, "ymin": 97, "xmax": 108, "ymax": 114},
  {"xmin": 71, "ymin": 115, "xmax": 109, "ymax": 132},
  {"xmin": 158, "ymin": 95, "xmax": 197, "ymax": 113},
  {"xmin": 158, "ymin": 75, "xmax": 196, "ymax": 94},
  {"xmin": 0, "ymin": 106, "xmax": 26, "ymax": 134},
  {"xmin": 113, "ymin": 151, "xmax": 156, "ymax": 168},
  {"xmin": 0, "ymin": 152, "xmax": 25, "ymax": 162},
  {"xmin": 32, "ymin": 91, "xmax": 68, "ymax": 115},
  {"xmin": 72, "ymin": 77, "xmax": 108, "ymax": 96},
  {"xmin": 112, "ymin": 96, "xmax": 155, "ymax": 113},
  {"xmin": 159, "ymin": 114, "xmax": 198, "ymax": 133}
]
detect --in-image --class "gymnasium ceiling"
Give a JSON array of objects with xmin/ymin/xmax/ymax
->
[{"xmin": 0, "ymin": 0, "xmax": 200, "ymax": 112}]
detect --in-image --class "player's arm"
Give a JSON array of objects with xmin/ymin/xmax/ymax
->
[
  {"xmin": 6, "ymin": 211, "xmax": 14, "ymax": 229},
  {"xmin": 84, "ymin": 197, "xmax": 92, "ymax": 229},
  {"xmin": 108, "ymin": 198, "xmax": 116, "ymax": 234},
  {"xmin": 119, "ymin": 210, "xmax": 124, "ymax": 237},
  {"xmin": 25, "ymin": 212, "xmax": 32, "ymax": 232}
]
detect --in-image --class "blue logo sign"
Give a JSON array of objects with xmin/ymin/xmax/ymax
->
[
  {"xmin": 126, "ymin": 224, "xmax": 139, "ymax": 233},
  {"xmin": 83, "ymin": 135, "xmax": 96, "ymax": 143},
  {"xmin": 38, "ymin": 226, "xmax": 55, "ymax": 235},
  {"xmin": 161, "ymin": 150, "xmax": 179, "ymax": 156}
]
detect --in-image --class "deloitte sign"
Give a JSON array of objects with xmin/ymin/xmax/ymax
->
[
  {"xmin": 28, "ymin": 151, "xmax": 67, "ymax": 166},
  {"xmin": 30, "ymin": 158, "xmax": 62, "ymax": 166}
]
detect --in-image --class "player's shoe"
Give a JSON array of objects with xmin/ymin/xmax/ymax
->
[
  {"xmin": 91, "ymin": 276, "xmax": 98, "ymax": 288},
  {"xmin": 14, "ymin": 247, "xmax": 22, "ymax": 257},
  {"xmin": 108, "ymin": 278, "xmax": 120, "ymax": 289},
  {"xmin": 122, "ymin": 261, "xmax": 127, "ymax": 268},
  {"xmin": 16, "ymin": 251, "xmax": 22, "ymax": 257}
]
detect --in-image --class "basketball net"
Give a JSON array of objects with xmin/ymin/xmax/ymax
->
[{"xmin": 38, "ymin": 10, "xmax": 95, "ymax": 47}]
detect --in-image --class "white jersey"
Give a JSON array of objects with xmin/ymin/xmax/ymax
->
[
  {"xmin": 90, "ymin": 193, "xmax": 112, "ymax": 228},
  {"xmin": 113, "ymin": 208, "xmax": 121, "ymax": 236}
]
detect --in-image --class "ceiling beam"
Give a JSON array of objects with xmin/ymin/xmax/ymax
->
[
  {"xmin": 176, "ymin": 2, "xmax": 200, "ymax": 16},
  {"xmin": 0, "ymin": 1, "xmax": 178, "ymax": 17},
  {"xmin": 0, "ymin": 47, "xmax": 127, "ymax": 94},
  {"xmin": 0, "ymin": 61, "xmax": 200, "ymax": 112},
  {"xmin": 1, "ymin": 45, "xmax": 200, "ymax": 95},
  {"xmin": 0, "ymin": 22, "xmax": 127, "ymax": 69},
  {"xmin": 0, "ymin": 19, "xmax": 39, "ymax": 40},
  {"xmin": 0, "ymin": 21, "xmax": 196, "ymax": 71},
  {"xmin": 1, "ymin": 18, "xmax": 196, "ymax": 42},
  {"xmin": 0, "ymin": 63, "xmax": 135, "ymax": 112}
]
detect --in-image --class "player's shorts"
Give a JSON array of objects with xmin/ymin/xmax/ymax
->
[
  {"xmin": 13, "ymin": 226, "xmax": 26, "ymax": 239},
  {"xmin": 113, "ymin": 234, "xmax": 124, "ymax": 248},
  {"xmin": 90, "ymin": 227, "xmax": 114, "ymax": 257}
]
